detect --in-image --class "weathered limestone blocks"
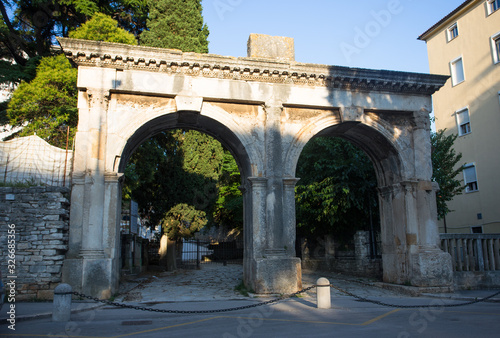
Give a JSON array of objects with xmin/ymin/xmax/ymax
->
[
  {"xmin": 247, "ymin": 33, "xmax": 295, "ymax": 61},
  {"xmin": 0, "ymin": 187, "xmax": 70, "ymax": 300}
]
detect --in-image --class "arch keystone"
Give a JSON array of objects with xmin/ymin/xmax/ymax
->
[{"xmin": 175, "ymin": 95, "xmax": 203, "ymax": 112}]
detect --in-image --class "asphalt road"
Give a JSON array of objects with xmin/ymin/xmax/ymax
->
[{"xmin": 1, "ymin": 295, "xmax": 499, "ymax": 338}]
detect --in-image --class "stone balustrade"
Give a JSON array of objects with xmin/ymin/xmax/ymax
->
[{"xmin": 441, "ymin": 234, "xmax": 500, "ymax": 272}]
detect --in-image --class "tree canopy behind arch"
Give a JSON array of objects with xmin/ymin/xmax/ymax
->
[
  {"xmin": 431, "ymin": 129, "xmax": 465, "ymax": 220},
  {"xmin": 140, "ymin": 0, "xmax": 209, "ymax": 53},
  {"xmin": 69, "ymin": 12, "xmax": 138, "ymax": 44},
  {"xmin": 295, "ymin": 137, "xmax": 379, "ymax": 244},
  {"xmin": 6, "ymin": 13, "xmax": 138, "ymax": 147}
]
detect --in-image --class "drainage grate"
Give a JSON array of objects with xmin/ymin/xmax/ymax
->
[{"xmin": 121, "ymin": 320, "xmax": 153, "ymax": 326}]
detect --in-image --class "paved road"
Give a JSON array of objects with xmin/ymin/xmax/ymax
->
[
  {"xmin": 1, "ymin": 264, "xmax": 499, "ymax": 337},
  {"xmin": 2, "ymin": 295, "xmax": 500, "ymax": 337}
]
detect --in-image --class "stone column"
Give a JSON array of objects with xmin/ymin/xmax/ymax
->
[
  {"xmin": 64, "ymin": 88, "xmax": 114, "ymax": 298},
  {"xmin": 282, "ymin": 178, "xmax": 300, "ymax": 257},
  {"xmin": 79, "ymin": 89, "xmax": 109, "ymax": 259},
  {"xmin": 378, "ymin": 183, "xmax": 409, "ymax": 284},
  {"xmin": 407, "ymin": 110, "xmax": 453, "ymax": 287},
  {"xmin": 246, "ymin": 103, "xmax": 302, "ymax": 294},
  {"xmin": 102, "ymin": 172, "xmax": 124, "ymax": 292},
  {"xmin": 244, "ymin": 177, "xmax": 267, "ymax": 289},
  {"xmin": 264, "ymin": 104, "xmax": 285, "ymax": 256},
  {"xmin": 379, "ymin": 179, "xmax": 453, "ymax": 287}
]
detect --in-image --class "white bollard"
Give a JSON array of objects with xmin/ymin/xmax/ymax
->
[
  {"xmin": 53, "ymin": 283, "xmax": 72, "ymax": 322},
  {"xmin": 316, "ymin": 277, "xmax": 331, "ymax": 309}
]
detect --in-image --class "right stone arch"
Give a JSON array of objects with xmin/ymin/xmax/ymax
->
[{"xmin": 289, "ymin": 110, "xmax": 453, "ymax": 287}]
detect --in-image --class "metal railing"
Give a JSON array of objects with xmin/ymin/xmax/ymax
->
[
  {"xmin": 179, "ymin": 239, "xmax": 243, "ymax": 267},
  {"xmin": 440, "ymin": 234, "xmax": 500, "ymax": 272}
]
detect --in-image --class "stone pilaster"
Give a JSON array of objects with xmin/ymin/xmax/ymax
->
[
  {"xmin": 378, "ymin": 180, "xmax": 453, "ymax": 287},
  {"xmin": 283, "ymin": 177, "xmax": 300, "ymax": 257}
]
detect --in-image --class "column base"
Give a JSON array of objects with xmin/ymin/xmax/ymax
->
[
  {"xmin": 247, "ymin": 257, "xmax": 302, "ymax": 294},
  {"xmin": 62, "ymin": 257, "xmax": 119, "ymax": 299},
  {"xmin": 409, "ymin": 248, "xmax": 453, "ymax": 287},
  {"xmin": 382, "ymin": 248, "xmax": 453, "ymax": 287}
]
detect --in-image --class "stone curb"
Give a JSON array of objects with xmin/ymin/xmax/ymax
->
[
  {"xmin": 420, "ymin": 292, "xmax": 500, "ymax": 302},
  {"xmin": 372, "ymin": 282, "xmax": 455, "ymax": 297}
]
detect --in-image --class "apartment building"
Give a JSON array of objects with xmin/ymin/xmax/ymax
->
[{"xmin": 419, "ymin": 0, "xmax": 500, "ymax": 233}]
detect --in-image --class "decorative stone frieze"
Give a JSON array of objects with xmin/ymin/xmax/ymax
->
[{"xmin": 58, "ymin": 38, "xmax": 448, "ymax": 95}]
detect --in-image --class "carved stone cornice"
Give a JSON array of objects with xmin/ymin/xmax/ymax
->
[{"xmin": 58, "ymin": 38, "xmax": 448, "ymax": 96}]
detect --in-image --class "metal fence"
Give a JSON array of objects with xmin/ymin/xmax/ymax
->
[
  {"xmin": 147, "ymin": 239, "xmax": 244, "ymax": 269},
  {"xmin": 440, "ymin": 234, "xmax": 500, "ymax": 272},
  {"xmin": 0, "ymin": 135, "xmax": 73, "ymax": 187}
]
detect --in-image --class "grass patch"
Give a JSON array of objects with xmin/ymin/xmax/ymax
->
[
  {"xmin": 0, "ymin": 178, "xmax": 42, "ymax": 187},
  {"xmin": 234, "ymin": 280, "xmax": 252, "ymax": 297}
]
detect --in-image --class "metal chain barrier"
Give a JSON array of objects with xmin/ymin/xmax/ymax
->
[
  {"xmin": 330, "ymin": 284, "xmax": 500, "ymax": 308},
  {"xmin": 71, "ymin": 284, "xmax": 500, "ymax": 313},
  {"xmin": 71, "ymin": 285, "xmax": 316, "ymax": 314}
]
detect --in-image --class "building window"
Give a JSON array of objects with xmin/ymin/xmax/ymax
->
[
  {"xmin": 487, "ymin": 0, "xmax": 500, "ymax": 15},
  {"xmin": 456, "ymin": 108, "xmax": 471, "ymax": 136},
  {"xmin": 463, "ymin": 163, "xmax": 478, "ymax": 193},
  {"xmin": 491, "ymin": 32, "xmax": 500, "ymax": 64},
  {"xmin": 447, "ymin": 23, "xmax": 459, "ymax": 42},
  {"xmin": 450, "ymin": 57, "xmax": 465, "ymax": 86},
  {"xmin": 471, "ymin": 226, "xmax": 483, "ymax": 234}
]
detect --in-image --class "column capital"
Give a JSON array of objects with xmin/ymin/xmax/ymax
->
[
  {"xmin": 104, "ymin": 172, "xmax": 124, "ymax": 183},
  {"xmin": 412, "ymin": 110, "xmax": 431, "ymax": 131},
  {"xmin": 86, "ymin": 88, "xmax": 111, "ymax": 111},
  {"xmin": 71, "ymin": 171, "xmax": 86, "ymax": 185},
  {"xmin": 248, "ymin": 177, "xmax": 268, "ymax": 187},
  {"xmin": 282, "ymin": 177, "xmax": 300, "ymax": 187}
]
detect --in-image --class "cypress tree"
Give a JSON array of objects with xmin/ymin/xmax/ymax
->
[{"xmin": 140, "ymin": 0, "xmax": 209, "ymax": 53}]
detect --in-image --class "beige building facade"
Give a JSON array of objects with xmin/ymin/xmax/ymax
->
[{"xmin": 419, "ymin": 0, "xmax": 500, "ymax": 234}]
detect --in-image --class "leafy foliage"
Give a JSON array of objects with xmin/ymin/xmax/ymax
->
[
  {"xmin": 5, "ymin": 13, "xmax": 137, "ymax": 147},
  {"xmin": 162, "ymin": 203, "xmax": 207, "ymax": 240},
  {"xmin": 431, "ymin": 129, "xmax": 465, "ymax": 219},
  {"xmin": 140, "ymin": 0, "xmax": 209, "ymax": 53},
  {"xmin": 0, "ymin": 0, "xmax": 147, "ymax": 83},
  {"xmin": 125, "ymin": 0, "xmax": 215, "ymax": 238},
  {"xmin": 214, "ymin": 150, "xmax": 243, "ymax": 231},
  {"xmin": 125, "ymin": 130, "xmax": 225, "ymax": 239},
  {"xmin": 295, "ymin": 137, "xmax": 378, "ymax": 244},
  {"xmin": 6, "ymin": 54, "xmax": 77, "ymax": 147},
  {"xmin": 68, "ymin": 12, "xmax": 137, "ymax": 44}
]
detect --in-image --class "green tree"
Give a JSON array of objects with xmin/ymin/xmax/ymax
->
[
  {"xmin": 6, "ymin": 54, "xmax": 77, "ymax": 147},
  {"xmin": 0, "ymin": 0, "xmax": 147, "ymax": 83},
  {"xmin": 126, "ymin": 0, "xmax": 216, "ymax": 240},
  {"xmin": 162, "ymin": 203, "xmax": 207, "ymax": 240},
  {"xmin": 126, "ymin": 130, "xmax": 225, "ymax": 238},
  {"xmin": 295, "ymin": 137, "xmax": 378, "ymax": 244},
  {"xmin": 5, "ymin": 13, "xmax": 137, "ymax": 147},
  {"xmin": 140, "ymin": 0, "xmax": 209, "ymax": 53},
  {"xmin": 68, "ymin": 12, "xmax": 137, "ymax": 44},
  {"xmin": 431, "ymin": 129, "xmax": 465, "ymax": 220},
  {"xmin": 214, "ymin": 150, "xmax": 243, "ymax": 232}
]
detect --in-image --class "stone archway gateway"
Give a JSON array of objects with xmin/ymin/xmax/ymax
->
[{"xmin": 58, "ymin": 35, "xmax": 453, "ymax": 298}]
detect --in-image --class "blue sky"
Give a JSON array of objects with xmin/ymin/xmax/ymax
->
[{"xmin": 201, "ymin": 0, "xmax": 465, "ymax": 74}]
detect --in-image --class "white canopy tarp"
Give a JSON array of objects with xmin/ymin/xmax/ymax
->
[{"xmin": 0, "ymin": 135, "xmax": 72, "ymax": 186}]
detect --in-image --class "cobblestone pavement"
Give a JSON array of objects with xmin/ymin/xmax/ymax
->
[
  {"xmin": 117, "ymin": 264, "xmax": 404, "ymax": 304},
  {"xmin": 117, "ymin": 264, "xmax": 246, "ymax": 303}
]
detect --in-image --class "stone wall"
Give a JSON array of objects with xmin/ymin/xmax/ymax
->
[
  {"xmin": 0, "ymin": 187, "xmax": 70, "ymax": 300},
  {"xmin": 300, "ymin": 231, "xmax": 383, "ymax": 279}
]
